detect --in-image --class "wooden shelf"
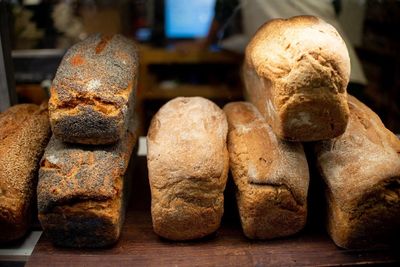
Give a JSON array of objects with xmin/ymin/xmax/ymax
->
[
  {"xmin": 143, "ymin": 84, "xmax": 243, "ymax": 100},
  {"xmin": 139, "ymin": 45, "xmax": 242, "ymax": 64},
  {"xmin": 24, "ymin": 155, "xmax": 400, "ymax": 267},
  {"xmin": 26, "ymin": 211, "xmax": 399, "ymax": 267}
]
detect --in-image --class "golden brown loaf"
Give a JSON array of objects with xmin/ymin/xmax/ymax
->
[
  {"xmin": 147, "ymin": 97, "xmax": 229, "ymax": 240},
  {"xmin": 49, "ymin": 34, "xmax": 138, "ymax": 145},
  {"xmin": 313, "ymin": 95, "xmax": 400, "ymax": 249},
  {"xmin": 244, "ymin": 15, "xmax": 350, "ymax": 141},
  {"xmin": 37, "ymin": 121, "xmax": 138, "ymax": 248},
  {"xmin": 224, "ymin": 102, "xmax": 309, "ymax": 239},
  {"xmin": 0, "ymin": 104, "xmax": 51, "ymax": 243}
]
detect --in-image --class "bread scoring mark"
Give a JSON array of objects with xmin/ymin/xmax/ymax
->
[
  {"xmin": 54, "ymin": 94, "xmax": 119, "ymax": 115},
  {"xmin": 70, "ymin": 54, "xmax": 85, "ymax": 66},
  {"xmin": 96, "ymin": 35, "xmax": 113, "ymax": 54}
]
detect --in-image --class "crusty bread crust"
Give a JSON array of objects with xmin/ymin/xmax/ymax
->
[
  {"xmin": 313, "ymin": 95, "xmax": 400, "ymax": 248},
  {"xmin": 49, "ymin": 34, "xmax": 138, "ymax": 145},
  {"xmin": 38, "ymin": 120, "xmax": 138, "ymax": 247},
  {"xmin": 244, "ymin": 15, "xmax": 350, "ymax": 141},
  {"xmin": 224, "ymin": 102, "xmax": 309, "ymax": 239},
  {"xmin": 0, "ymin": 104, "xmax": 51, "ymax": 243},
  {"xmin": 147, "ymin": 97, "xmax": 229, "ymax": 240}
]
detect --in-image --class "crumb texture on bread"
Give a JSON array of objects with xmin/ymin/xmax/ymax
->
[
  {"xmin": 244, "ymin": 15, "xmax": 350, "ymax": 141},
  {"xmin": 147, "ymin": 97, "xmax": 229, "ymax": 240},
  {"xmin": 224, "ymin": 102, "xmax": 309, "ymax": 239},
  {"xmin": 314, "ymin": 95, "xmax": 400, "ymax": 248},
  {"xmin": 0, "ymin": 104, "xmax": 51, "ymax": 242},
  {"xmin": 49, "ymin": 34, "xmax": 138, "ymax": 144}
]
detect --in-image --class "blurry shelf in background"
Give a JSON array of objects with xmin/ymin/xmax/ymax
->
[
  {"xmin": 138, "ymin": 44, "xmax": 243, "ymax": 97},
  {"xmin": 137, "ymin": 44, "xmax": 244, "ymax": 135},
  {"xmin": 12, "ymin": 49, "xmax": 65, "ymax": 58},
  {"xmin": 138, "ymin": 44, "xmax": 242, "ymax": 64},
  {"xmin": 143, "ymin": 84, "xmax": 242, "ymax": 100},
  {"xmin": 12, "ymin": 49, "xmax": 65, "ymax": 83}
]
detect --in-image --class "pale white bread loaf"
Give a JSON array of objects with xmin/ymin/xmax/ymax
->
[
  {"xmin": 244, "ymin": 15, "xmax": 350, "ymax": 141},
  {"xmin": 147, "ymin": 97, "xmax": 229, "ymax": 240}
]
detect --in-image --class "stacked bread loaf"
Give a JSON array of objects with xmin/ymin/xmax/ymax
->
[
  {"xmin": 0, "ymin": 104, "xmax": 51, "ymax": 243},
  {"xmin": 234, "ymin": 15, "xmax": 399, "ymax": 248},
  {"xmin": 145, "ymin": 16, "xmax": 399, "ymax": 247},
  {"xmin": 37, "ymin": 34, "xmax": 139, "ymax": 248},
  {"xmin": 244, "ymin": 15, "xmax": 350, "ymax": 142}
]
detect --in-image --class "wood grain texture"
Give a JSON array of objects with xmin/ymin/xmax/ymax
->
[
  {"xmin": 26, "ymin": 157, "xmax": 400, "ymax": 267},
  {"xmin": 26, "ymin": 211, "xmax": 400, "ymax": 267}
]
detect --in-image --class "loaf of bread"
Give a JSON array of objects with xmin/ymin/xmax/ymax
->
[
  {"xmin": 0, "ymin": 104, "xmax": 51, "ymax": 243},
  {"xmin": 37, "ymin": 120, "xmax": 138, "ymax": 248},
  {"xmin": 147, "ymin": 97, "xmax": 229, "ymax": 240},
  {"xmin": 313, "ymin": 95, "xmax": 400, "ymax": 249},
  {"xmin": 49, "ymin": 34, "xmax": 138, "ymax": 145},
  {"xmin": 244, "ymin": 15, "xmax": 350, "ymax": 141},
  {"xmin": 224, "ymin": 102, "xmax": 309, "ymax": 239}
]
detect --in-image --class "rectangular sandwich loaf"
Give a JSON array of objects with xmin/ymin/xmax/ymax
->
[
  {"xmin": 244, "ymin": 15, "xmax": 350, "ymax": 141},
  {"xmin": 49, "ymin": 34, "xmax": 138, "ymax": 145},
  {"xmin": 37, "ymin": 121, "xmax": 138, "ymax": 247},
  {"xmin": 0, "ymin": 104, "xmax": 51, "ymax": 243},
  {"xmin": 147, "ymin": 97, "xmax": 229, "ymax": 240},
  {"xmin": 224, "ymin": 102, "xmax": 309, "ymax": 239},
  {"xmin": 313, "ymin": 95, "xmax": 400, "ymax": 249}
]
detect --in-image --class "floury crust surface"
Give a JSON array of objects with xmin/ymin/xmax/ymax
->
[
  {"xmin": 224, "ymin": 102, "xmax": 309, "ymax": 239},
  {"xmin": 313, "ymin": 95, "xmax": 400, "ymax": 248},
  {"xmin": 244, "ymin": 15, "xmax": 350, "ymax": 141},
  {"xmin": 38, "ymin": 121, "xmax": 138, "ymax": 248},
  {"xmin": 0, "ymin": 104, "xmax": 51, "ymax": 243},
  {"xmin": 147, "ymin": 97, "xmax": 229, "ymax": 240},
  {"xmin": 49, "ymin": 34, "xmax": 138, "ymax": 144}
]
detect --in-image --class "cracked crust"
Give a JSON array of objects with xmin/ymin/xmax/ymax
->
[
  {"xmin": 38, "ymin": 119, "xmax": 138, "ymax": 247},
  {"xmin": 147, "ymin": 97, "xmax": 229, "ymax": 240},
  {"xmin": 244, "ymin": 15, "xmax": 350, "ymax": 141},
  {"xmin": 0, "ymin": 104, "xmax": 51, "ymax": 243},
  {"xmin": 49, "ymin": 34, "xmax": 138, "ymax": 145},
  {"xmin": 313, "ymin": 95, "xmax": 400, "ymax": 248},
  {"xmin": 224, "ymin": 102, "xmax": 309, "ymax": 239}
]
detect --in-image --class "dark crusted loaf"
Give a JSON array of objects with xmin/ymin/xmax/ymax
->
[
  {"xmin": 244, "ymin": 15, "xmax": 350, "ymax": 141},
  {"xmin": 313, "ymin": 95, "xmax": 400, "ymax": 249},
  {"xmin": 147, "ymin": 97, "xmax": 229, "ymax": 240},
  {"xmin": 49, "ymin": 34, "xmax": 138, "ymax": 145},
  {"xmin": 37, "ymin": 120, "xmax": 138, "ymax": 248},
  {"xmin": 0, "ymin": 104, "xmax": 51, "ymax": 243},
  {"xmin": 224, "ymin": 102, "xmax": 309, "ymax": 239}
]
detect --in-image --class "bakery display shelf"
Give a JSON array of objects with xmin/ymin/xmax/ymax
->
[
  {"xmin": 26, "ymin": 210, "xmax": 399, "ymax": 267},
  {"xmin": 144, "ymin": 84, "xmax": 242, "ymax": 100},
  {"xmin": 25, "ymin": 155, "xmax": 399, "ymax": 267},
  {"xmin": 139, "ymin": 45, "xmax": 242, "ymax": 65}
]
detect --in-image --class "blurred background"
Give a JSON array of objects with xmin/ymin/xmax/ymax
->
[{"xmin": 0, "ymin": 0, "xmax": 399, "ymax": 135}]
